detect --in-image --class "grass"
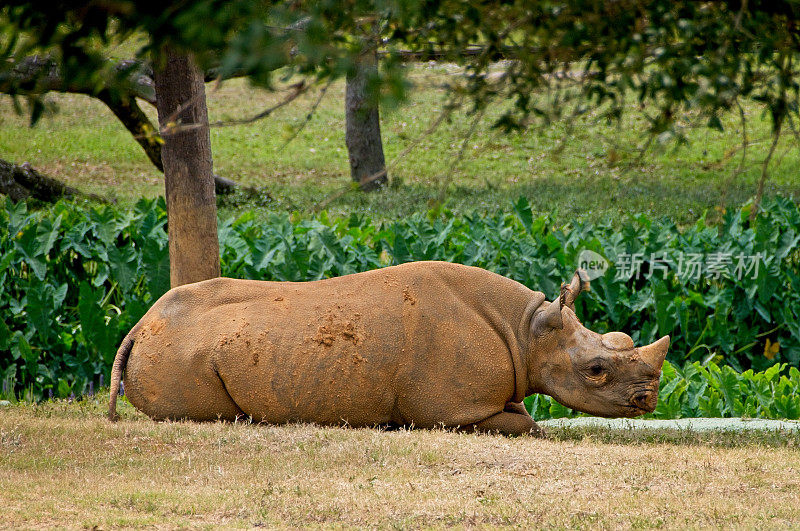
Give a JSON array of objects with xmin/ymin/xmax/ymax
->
[
  {"xmin": 1, "ymin": 65, "xmax": 798, "ymax": 224},
  {"xmin": 2, "ymin": 396, "xmax": 800, "ymax": 528}
]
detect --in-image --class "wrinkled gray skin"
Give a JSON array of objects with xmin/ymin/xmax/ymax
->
[{"xmin": 108, "ymin": 262, "xmax": 669, "ymax": 436}]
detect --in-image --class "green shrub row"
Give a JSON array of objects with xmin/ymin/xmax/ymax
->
[{"xmin": 1, "ymin": 196, "xmax": 799, "ymax": 415}]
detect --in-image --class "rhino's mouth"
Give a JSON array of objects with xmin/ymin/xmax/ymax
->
[{"xmin": 622, "ymin": 405, "xmax": 649, "ymax": 417}]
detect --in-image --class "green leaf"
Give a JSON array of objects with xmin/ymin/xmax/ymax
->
[
  {"xmin": 62, "ymin": 222, "xmax": 93, "ymax": 258},
  {"xmin": 764, "ymin": 363, "xmax": 784, "ymax": 383},
  {"xmin": 142, "ymin": 239, "xmax": 170, "ymax": 299},
  {"xmin": 35, "ymin": 214, "xmax": 62, "ymax": 256},
  {"xmin": 107, "ymin": 244, "xmax": 138, "ymax": 292},
  {"xmin": 0, "ymin": 319, "xmax": 10, "ymax": 351},
  {"xmin": 57, "ymin": 378, "xmax": 72, "ymax": 398},
  {"xmin": 653, "ymin": 280, "xmax": 677, "ymax": 336},
  {"xmin": 659, "ymin": 374, "xmax": 682, "ymax": 399},
  {"xmin": 90, "ymin": 206, "xmax": 119, "ymax": 245},
  {"xmin": 5, "ymin": 197, "xmax": 30, "ymax": 235},
  {"xmin": 513, "ymin": 196, "xmax": 533, "ymax": 233},
  {"xmin": 27, "ymin": 283, "xmax": 59, "ymax": 343},
  {"xmin": 718, "ymin": 366, "xmax": 743, "ymax": 416},
  {"xmin": 13, "ymin": 225, "xmax": 47, "ymax": 280},
  {"xmin": 548, "ymin": 399, "xmax": 574, "ymax": 419},
  {"xmin": 12, "ymin": 332, "xmax": 37, "ymax": 379},
  {"xmin": 78, "ymin": 282, "xmax": 120, "ymax": 364}
]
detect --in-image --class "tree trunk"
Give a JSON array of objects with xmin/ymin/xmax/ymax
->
[
  {"xmin": 345, "ymin": 47, "xmax": 387, "ymax": 191},
  {"xmin": 153, "ymin": 50, "xmax": 220, "ymax": 288}
]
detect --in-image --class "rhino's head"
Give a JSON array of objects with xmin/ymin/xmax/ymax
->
[{"xmin": 527, "ymin": 270, "xmax": 670, "ymax": 418}]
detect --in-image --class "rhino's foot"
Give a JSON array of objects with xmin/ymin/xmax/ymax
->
[{"xmin": 467, "ymin": 410, "xmax": 546, "ymax": 438}]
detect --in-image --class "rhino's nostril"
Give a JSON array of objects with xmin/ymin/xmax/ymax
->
[{"xmin": 632, "ymin": 392, "xmax": 653, "ymax": 411}]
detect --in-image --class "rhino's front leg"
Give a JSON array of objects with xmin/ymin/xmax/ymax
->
[
  {"xmin": 503, "ymin": 401, "xmax": 531, "ymax": 416},
  {"xmin": 468, "ymin": 403, "xmax": 546, "ymax": 437}
]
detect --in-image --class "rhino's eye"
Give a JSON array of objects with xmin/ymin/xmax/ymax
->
[{"xmin": 588, "ymin": 364, "xmax": 605, "ymax": 377}]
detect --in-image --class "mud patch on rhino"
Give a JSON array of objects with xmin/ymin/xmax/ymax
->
[
  {"xmin": 312, "ymin": 307, "xmax": 364, "ymax": 348},
  {"xmin": 149, "ymin": 319, "xmax": 166, "ymax": 335},
  {"xmin": 402, "ymin": 286, "xmax": 417, "ymax": 305},
  {"xmin": 383, "ymin": 274, "xmax": 399, "ymax": 289}
]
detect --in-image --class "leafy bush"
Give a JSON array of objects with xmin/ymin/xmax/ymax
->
[
  {"xmin": 0, "ymin": 198, "xmax": 171, "ymax": 400},
  {"xmin": 1, "ymin": 195, "xmax": 799, "ymax": 412}
]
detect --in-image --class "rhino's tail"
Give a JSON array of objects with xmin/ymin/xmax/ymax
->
[{"xmin": 108, "ymin": 323, "xmax": 140, "ymax": 422}]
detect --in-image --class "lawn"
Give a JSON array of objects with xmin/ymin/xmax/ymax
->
[
  {"xmin": 1, "ymin": 397, "xmax": 799, "ymax": 528},
  {"xmin": 1, "ymin": 67, "xmax": 798, "ymax": 224}
]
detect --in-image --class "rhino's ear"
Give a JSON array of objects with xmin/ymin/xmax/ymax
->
[
  {"xmin": 531, "ymin": 298, "xmax": 563, "ymax": 337},
  {"xmin": 561, "ymin": 269, "xmax": 591, "ymax": 311}
]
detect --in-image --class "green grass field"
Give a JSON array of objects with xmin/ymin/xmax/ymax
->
[{"xmin": 1, "ymin": 66, "xmax": 798, "ymax": 223}]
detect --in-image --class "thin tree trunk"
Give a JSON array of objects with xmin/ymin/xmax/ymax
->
[
  {"xmin": 345, "ymin": 47, "xmax": 387, "ymax": 191},
  {"xmin": 153, "ymin": 50, "xmax": 220, "ymax": 288}
]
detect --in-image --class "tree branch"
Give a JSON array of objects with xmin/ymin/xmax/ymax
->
[
  {"xmin": 0, "ymin": 55, "xmax": 156, "ymax": 104},
  {"xmin": 2, "ymin": 56, "xmax": 247, "ymax": 195},
  {"xmin": 0, "ymin": 158, "xmax": 106, "ymax": 203}
]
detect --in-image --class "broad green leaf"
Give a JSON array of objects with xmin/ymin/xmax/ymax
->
[
  {"xmin": 107, "ymin": 244, "xmax": 138, "ymax": 292},
  {"xmin": 13, "ymin": 225, "xmax": 47, "ymax": 280},
  {"xmin": 142, "ymin": 239, "xmax": 170, "ymax": 299},
  {"xmin": 513, "ymin": 196, "xmax": 533, "ymax": 233},
  {"xmin": 548, "ymin": 399, "xmax": 573, "ymax": 419}
]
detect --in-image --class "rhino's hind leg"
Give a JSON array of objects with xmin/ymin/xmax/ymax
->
[
  {"xmin": 124, "ymin": 347, "xmax": 245, "ymax": 422},
  {"xmin": 467, "ymin": 409, "xmax": 546, "ymax": 437},
  {"xmin": 130, "ymin": 372, "xmax": 245, "ymax": 422}
]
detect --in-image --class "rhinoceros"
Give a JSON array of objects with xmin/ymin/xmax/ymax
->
[{"xmin": 108, "ymin": 261, "xmax": 669, "ymax": 436}]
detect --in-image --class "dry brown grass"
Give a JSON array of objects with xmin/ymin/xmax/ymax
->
[{"xmin": 2, "ymin": 398, "xmax": 800, "ymax": 529}]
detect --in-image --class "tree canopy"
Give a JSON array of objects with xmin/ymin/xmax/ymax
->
[{"xmin": 3, "ymin": 1, "xmax": 800, "ymax": 160}]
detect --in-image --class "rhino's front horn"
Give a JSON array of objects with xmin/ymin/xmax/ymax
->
[{"xmin": 638, "ymin": 335, "xmax": 670, "ymax": 369}]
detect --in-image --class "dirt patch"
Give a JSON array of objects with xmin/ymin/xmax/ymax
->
[
  {"xmin": 314, "ymin": 325, "xmax": 337, "ymax": 347},
  {"xmin": 402, "ymin": 286, "xmax": 417, "ymax": 305},
  {"xmin": 312, "ymin": 307, "xmax": 364, "ymax": 347},
  {"xmin": 148, "ymin": 319, "xmax": 166, "ymax": 336}
]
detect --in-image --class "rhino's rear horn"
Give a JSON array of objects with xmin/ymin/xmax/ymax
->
[
  {"xmin": 561, "ymin": 269, "xmax": 591, "ymax": 310},
  {"xmin": 531, "ymin": 298, "xmax": 564, "ymax": 337}
]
